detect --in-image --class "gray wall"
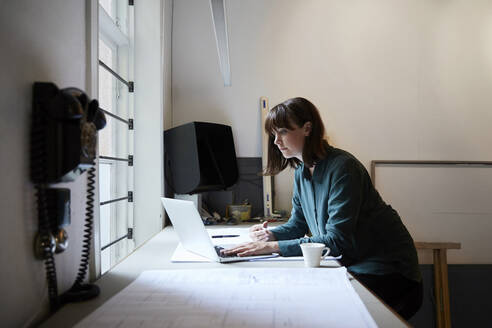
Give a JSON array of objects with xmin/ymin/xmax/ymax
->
[{"xmin": 0, "ymin": 0, "xmax": 90, "ymax": 326}]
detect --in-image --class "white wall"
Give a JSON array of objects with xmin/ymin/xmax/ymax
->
[
  {"xmin": 163, "ymin": 0, "xmax": 174, "ymax": 131},
  {"xmin": 133, "ymin": 0, "xmax": 167, "ymax": 245},
  {"xmin": 0, "ymin": 0, "xmax": 91, "ymax": 326},
  {"xmin": 376, "ymin": 165, "xmax": 492, "ymax": 264},
  {"xmin": 172, "ymin": 0, "xmax": 492, "ymax": 262}
]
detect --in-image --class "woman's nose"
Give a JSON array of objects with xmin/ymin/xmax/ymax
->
[{"xmin": 274, "ymin": 134, "xmax": 280, "ymax": 145}]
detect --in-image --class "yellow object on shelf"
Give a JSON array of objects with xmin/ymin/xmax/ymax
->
[{"xmin": 226, "ymin": 205, "xmax": 252, "ymax": 221}]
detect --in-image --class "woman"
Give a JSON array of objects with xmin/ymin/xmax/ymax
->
[{"xmin": 224, "ymin": 97, "xmax": 423, "ymax": 320}]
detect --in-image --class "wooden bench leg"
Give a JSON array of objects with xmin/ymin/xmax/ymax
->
[{"xmin": 433, "ymin": 249, "xmax": 451, "ymax": 328}]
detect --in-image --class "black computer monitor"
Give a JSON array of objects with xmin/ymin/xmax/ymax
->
[{"xmin": 164, "ymin": 121, "xmax": 239, "ymax": 194}]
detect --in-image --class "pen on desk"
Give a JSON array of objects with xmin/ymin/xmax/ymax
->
[{"xmin": 211, "ymin": 234, "xmax": 240, "ymax": 238}]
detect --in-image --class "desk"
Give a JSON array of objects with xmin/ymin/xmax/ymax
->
[{"xmin": 41, "ymin": 226, "xmax": 410, "ymax": 327}]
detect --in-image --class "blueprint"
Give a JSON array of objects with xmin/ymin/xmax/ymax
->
[{"xmin": 76, "ymin": 267, "xmax": 377, "ymax": 328}]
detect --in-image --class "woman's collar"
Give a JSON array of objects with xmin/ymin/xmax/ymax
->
[
  {"xmin": 301, "ymin": 161, "xmax": 321, "ymax": 181},
  {"xmin": 300, "ymin": 144, "xmax": 334, "ymax": 180}
]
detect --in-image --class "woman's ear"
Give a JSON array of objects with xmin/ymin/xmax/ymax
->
[{"xmin": 303, "ymin": 122, "xmax": 312, "ymax": 136}]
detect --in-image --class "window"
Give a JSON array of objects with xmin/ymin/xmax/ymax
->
[{"xmin": 97, "ymin": 0, "xmax": 134, "ymax": 275}]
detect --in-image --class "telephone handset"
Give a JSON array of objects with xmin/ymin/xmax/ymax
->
[
  {"xmin": 31, "ymin": 82, "xmax": 106, "ymax": 311},
  {"xmin": 31, "ymin": 82, "xmax": 106, "ymax": 183}
]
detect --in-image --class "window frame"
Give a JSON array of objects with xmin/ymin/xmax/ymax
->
[{"xmin": 94, "ymin": 0, "xmax": 135, "ymax": 277}]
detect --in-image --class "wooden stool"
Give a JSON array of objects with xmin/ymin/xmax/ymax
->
[{"xmin": 414, "ymin": 242, "xmax": 461, "ymax": 328}]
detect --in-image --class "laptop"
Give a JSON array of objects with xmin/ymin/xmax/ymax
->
[{"xmin": 161, "ymin": 197, "xmax": 278, "ymax": 263}]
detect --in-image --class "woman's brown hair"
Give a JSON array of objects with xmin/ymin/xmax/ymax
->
[{"xmin": 263, "ymin": 97, "xmax": 329, "ymax": 176}]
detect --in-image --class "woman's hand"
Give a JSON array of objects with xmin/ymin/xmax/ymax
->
[
  {"xmin": 249, "ymin": 221, "xmax": 276, "ymax": 242},
  {"xmin": 222, "ymin": 241, "xmax": 280, "ymax": 257}
]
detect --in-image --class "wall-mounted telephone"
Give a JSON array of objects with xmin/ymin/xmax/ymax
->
[{"xmin": 30, "ymin": 82, "xmax": 106, "ymax": 312}]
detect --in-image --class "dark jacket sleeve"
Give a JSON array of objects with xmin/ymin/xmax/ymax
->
[
  {"xmin": 273, "ymin": 159, "xmax": 363, "ymax": 257},
  {"xmin": 269, "ymin": 172, "xmax": 309, "ymax": 248}
]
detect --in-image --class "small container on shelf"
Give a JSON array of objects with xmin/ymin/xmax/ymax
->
[{"xmin": 226, "ymin": 204, "xmax": 252, "ymax": 222}]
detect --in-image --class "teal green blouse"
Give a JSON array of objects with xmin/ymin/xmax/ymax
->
[{"xmin": 270, "ymin": 145, "xmax": 421, "ymax": 282}]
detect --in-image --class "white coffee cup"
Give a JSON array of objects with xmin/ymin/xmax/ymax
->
[{"xmin": 300, "ymin": 243, "xmax": 330, "ymax": 267}]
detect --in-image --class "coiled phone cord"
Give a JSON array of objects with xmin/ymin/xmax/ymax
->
[
  {"xmin": 61, "ymin": 165, "xmax": 100, "ymax": 302},
  {"xmin": 31, "ymin": 108, "xmax": 60, "ymax": 312},
  {"xmin": 36, "ymin": 186, "xmax": 60, "ymax": 311},
  {"xmin": 74, "ymin": 165, "xmax": 95, "ymax": 287}
]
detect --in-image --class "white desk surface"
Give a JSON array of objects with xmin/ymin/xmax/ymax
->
[{"xmin": 41, "ymin": 225, "xmax": 410, "ymax": 328}]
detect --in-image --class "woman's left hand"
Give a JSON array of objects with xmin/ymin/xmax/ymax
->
[{"xmin": 222, "ymin": 241, "xmax": 280, "ymax": 257}]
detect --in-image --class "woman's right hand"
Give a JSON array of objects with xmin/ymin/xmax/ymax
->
[{"xmin": 249, "ymin": 221, "xmax": 276, "ymax": 242}]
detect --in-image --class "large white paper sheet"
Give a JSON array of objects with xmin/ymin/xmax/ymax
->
[{"xmin": 76, "ymin": 268, "xmax": 377, "ymax": 328}]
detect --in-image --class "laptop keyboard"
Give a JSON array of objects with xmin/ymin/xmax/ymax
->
[{"xmin": 214, "ymin": 246, "xmax": 236, "ymax": 258}]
